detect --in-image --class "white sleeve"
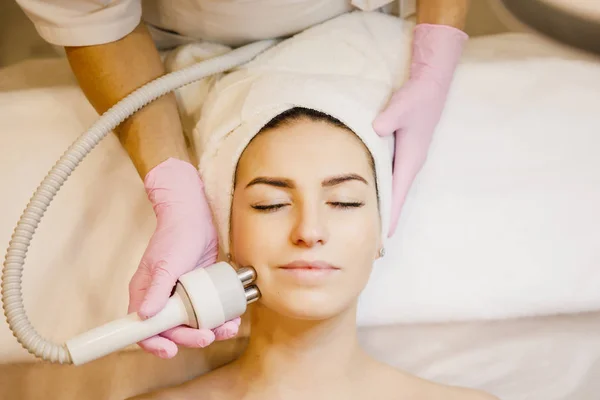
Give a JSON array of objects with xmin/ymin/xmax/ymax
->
[
  {"xmin": 16, "ymin": 0, "xmax": 142, "ymax": 46},
  {"xmin": 351, "ymin": 0, "xmax": 416, "ymax": 18}
]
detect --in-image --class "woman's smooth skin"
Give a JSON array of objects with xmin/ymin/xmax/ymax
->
[
  {"xmin": 129, "ymin": 114, "xmax": 498, "ymax": 400},
  {"xmin": 230, "ymin": 116, "xmax": 382, "ymax": 322}
]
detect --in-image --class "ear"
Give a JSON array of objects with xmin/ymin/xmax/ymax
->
[
  {"xmin": 374, "ymin": 234, "xmax": 385, "ymax": 260},
  {"xmin": 227, "ymin": 253, "xmax": 239, "ymax": 268}
]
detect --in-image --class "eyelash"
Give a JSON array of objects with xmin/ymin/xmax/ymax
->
[
  {"xmin": 252, "ymin": 202, "xmax": 364, "ymax": 212},
  {"xmin": 330, "ymin": 201, "xmax": 364, "ymax": 209}
]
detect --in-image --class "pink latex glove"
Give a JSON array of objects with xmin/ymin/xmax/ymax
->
[
  {"xmin": 373, "ymin": 24, "xmax": 468, "ymax": 236},
  {"xmin": 128, "ymin": 157, "xmax": 240, "ymax": 359}
]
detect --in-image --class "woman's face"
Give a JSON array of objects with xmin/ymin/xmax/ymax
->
[{"xmin": 230, "ymin": 118, "xmax": 382, "ymax": 320}]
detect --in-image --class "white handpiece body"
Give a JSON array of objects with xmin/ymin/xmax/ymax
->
[
  {"xmin": 64, "ymin": 262, "xmax": 258, "ymax": 365},
  {"xmin": 65, "ymin": 287, "xmax": 192, "ymax": 365}
]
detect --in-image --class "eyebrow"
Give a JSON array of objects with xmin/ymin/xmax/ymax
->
[{"xmin": 245, "ymin": 173, "xmax": 368, "ymax": 189}]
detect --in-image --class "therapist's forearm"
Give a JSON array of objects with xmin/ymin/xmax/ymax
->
[
  {"xmin": 417, "ymin": 0, "xmax": 470, "ymax": 30},
  {"xmin": 64, "ymin": 23, "xmax": 189, "ymax": 178}
]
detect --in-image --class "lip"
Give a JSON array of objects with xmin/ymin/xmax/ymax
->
[
  {"xmin": 277, "ymin": 260, "xmax": 340, "ymax": 284},
  {"xmin": 278, "ymin": 260, "xmax": 340, "ymax": 270}
]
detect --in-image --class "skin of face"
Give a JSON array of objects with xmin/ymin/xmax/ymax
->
[{"xmin": 230, "ymin": 117, "xmax": 382, "ymax": 320}]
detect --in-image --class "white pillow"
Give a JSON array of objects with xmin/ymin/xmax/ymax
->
[
  {"xmin": 1, "ymin": 27, "xmax": 599, "ymax": 364},
  {"xmin": 357, "ymin": 32, "xmax": 600, "ymax": 326}
]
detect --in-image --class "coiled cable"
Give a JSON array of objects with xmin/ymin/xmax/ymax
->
[{"xmin": 1, "ymin": 39, "xmax": 278, "ymax": 364}]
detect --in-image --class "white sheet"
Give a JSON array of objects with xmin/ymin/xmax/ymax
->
[
  {"xmin": 360, "ymin": 311, "xmax": 600, "ymax": 400},
  {"xmin": 1, "ymin": 312, "xmax": 598, "ymax": 399}
]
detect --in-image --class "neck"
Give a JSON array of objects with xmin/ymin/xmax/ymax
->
[{"xmin": 231, "ymin": 302, "xmax": 368, "ymax": 396}]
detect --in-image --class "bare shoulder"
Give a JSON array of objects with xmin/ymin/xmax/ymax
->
[
  {"xmin": 366, "ymin": 361, "xmax": 499, "ymax": 400},
  {"xmin": 125, "ymin": 363, "xmax": 236, "ymax": 400},
  {"xmin": 125, "ymin": 389, "xmax": 173, "ymax": 400},
  {"xmin": 407, "ymin": 373, "xmax": 500, "ymax": 400},
  {"xmin": 125, "ymin": 383, "xmax": 192, "ymax": 400},
  {"xmin": 440, "ymin": 385, "xmax": 500, "ymax": 400}
]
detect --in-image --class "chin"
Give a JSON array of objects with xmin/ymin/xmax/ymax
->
[{"xmin": 260, "ymin": 288, "xmax": 351, "ymax": 321}]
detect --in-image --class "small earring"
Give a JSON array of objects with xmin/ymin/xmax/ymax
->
[
  {"xmin": 379, "ymin": 248, "xmax": 386, "ymax": 258},
  {"xmin": 226, "ymin": 253, "xmax": 232, "ymax": 261}
]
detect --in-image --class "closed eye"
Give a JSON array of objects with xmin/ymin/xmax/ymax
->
[
  {"xmin": 329, "ymin": 201, "xmax": 364, "ymax": 209},
  {"xmin": 251, "ymin": 201, "xmax": 364, "ymax": 213},
  {"xmin": 252, "ymin": 204, "xmax": 288, "ymax": 212}
]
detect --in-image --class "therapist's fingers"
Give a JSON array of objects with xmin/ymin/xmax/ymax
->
[
  {"xmin": 388, "ymin": 128, "xmax": 429, "ymax": 236},
  {"xmin": 137, "ymin": 335, "xmax": 179, "ymax": 359},
  {"xmin": 128, "ymin": 262, "xmax": 152, "ymax": 314},
  {"xmin": 161, "ymin": 326, "xmax": 217, "ymax": 348},
  {"xmin": 212, "ymin": 319, "xmax": 241, "ymax": 341},
  {"xmin": 372, "ymin": 88, "xmax": 412, "ymax": 137},
  {"xmin": 138, "ymin": 261, "xmax": 178, "ymax": 319}
]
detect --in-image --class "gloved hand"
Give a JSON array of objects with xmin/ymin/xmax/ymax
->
[
  {"xmin": 128, "ymin": 157, "xmax": 240, "ymax": 359},
  {"xmin": 373, "ymin": 24, "xmax": 468, "ymax": 236}
]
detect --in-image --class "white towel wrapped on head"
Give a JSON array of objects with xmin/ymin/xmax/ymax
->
[{"xmin": 193, "ymin": 11, "xmax": 411, "ymax": 255}]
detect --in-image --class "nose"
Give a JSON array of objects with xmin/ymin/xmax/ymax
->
[{"xmin": 290, "ymin": 201, "xmax": 329, "ymax": 248}]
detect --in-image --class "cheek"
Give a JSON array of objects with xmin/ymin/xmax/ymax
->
[
  {"xmin": 331, "ymin": 206, "xmax": 380, "ymax": 256},
  {"xmin": 332, "ymin": 207, "xmax": 380, "ymax": 290},
  {"xmin": 230, "ymin": 206, "xmax": 288, "ymax": 270}
]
